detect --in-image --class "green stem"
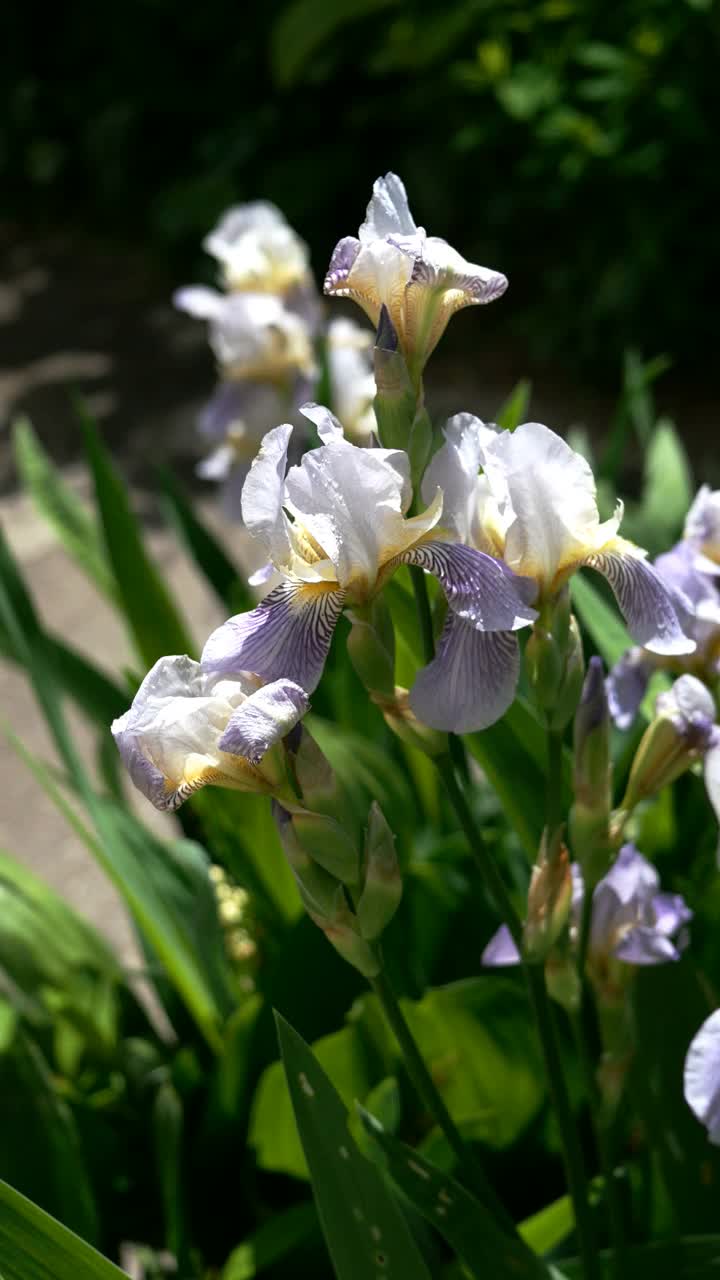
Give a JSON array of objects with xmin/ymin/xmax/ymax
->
[
  {"xmin": 435, "ymin": 753, "xmax": 523, "ymax": 950},
  {"xmin": 437, "ymin": 754, "xmax": 600, "ymax": 1279},
  {"xmin": 410, "ymin": 565, "xmax": 435, "ymax": 664},
  {"xmin": 370, "ymin": 967, "xmax": 517, "ymax": 1233},
  {"xmin": 527, "ymin": 966, "xmax": 600, "ymax": 1280},
  {"xmin": 572, "ymin": 1010, "xmax": 626, "ymax": 1279},
  {"xmin": 546, "ymin": 727, "xmax": 565, "ymax": 832}
]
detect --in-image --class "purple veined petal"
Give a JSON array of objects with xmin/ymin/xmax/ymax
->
[
  {"xmin": 409, "ymin": 614, "xmax": 520, "ymax": 733},
  {"xmin": 606, "ymin": 648, "xmax": 653, "ymax": 730},
  {"xmin": 684, "ymin": 1008, "xmax": 720, "ymax": 1145},
  {"xmin": 219, "ymin": 679, "xmax": 309, "ymax": 764},
  {"xmin": 411, "ymin": 242, "xmax": 508, "ymax": 305},
  {"xmin": 613, "ymin": 924, "xmax": 682, "ymax": 965},
  {"xmin": 482, "ymin": 924, "xmax": 521, "ymax": 967},
  {"xmin": 201, "ymin": 580, "xmax": 345, "ymax": 692},
  {"xmin": 399, "ymin": 539, "xmax": 537, "ymax": 631},
  {"xmin": 585, "ymin": 549, "xmax": 695, "ymax": 656},
  {"xmin": 324, "ymin": 236, "xmax": 361, "ymax": 294}
]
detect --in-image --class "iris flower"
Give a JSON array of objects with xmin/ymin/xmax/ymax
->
[
  {"xmin": 324, "ymin": 173, "xmax": 507, "ymax": 376},
  {"xmin": 203, "ymin": 200, "xmax": 318, "ymax": 316},
  {"xmin": 201, "ymin": 406, "xmax": 538, "ymax": 731},
  {"xmin": 173, "ymin": 288, "xmax": 315, "ymax": 383},
  {"xmin": 483, "ymin": 844, "xmax": 692, "ymax": 974},
  {"xmin": 685, "ymin": 1008, "xmax": 720, "ymax": 1145},
  {"xmin": 326, "ymin": 317, "xmax": 377, "ymax": 444},
  {"xmin": 112, "ymin": 655, "xmax": 308, "ymax": 811},
  {"xmin": 418, "ymin": 415, "xmax": 694, "ymax": 725}
]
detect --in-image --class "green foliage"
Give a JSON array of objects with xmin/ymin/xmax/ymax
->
[
  {"xmin": 275, "ymin": 1013, "xmax": 433, "ymax": 1280},
  {"xmin": 0, "ymin": 1180, "xmax": 127, "ymax": 1280}
]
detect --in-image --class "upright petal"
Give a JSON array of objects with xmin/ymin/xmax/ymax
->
[
  {"xmin": 400, "ymin": 540, "xmax": 537, "ymax": 631},
  {"xmin": 409, "ymin": 614, "xmax": 520, "ymax": 732},
  {"xmin": 479, "ymin": 422, "xmax": 618, "ymax": 589},
  {"xmin": 218, "ymin": 678, "xmax": 309, "ymax": 763},
  {"xmin": 284, "ymin": 437, "xmax": 438, "ymax": 593},
  {"xmin": 684, "ymin": 1009, "xmax": 720, "ymax": 1144},
  {"xmin": 359, "ymin": 173, "xmax": 418, "ymax": 242},
  {"xmin": 482, "ymin": 924, "xmax": 521, "ymax": 967},
  {"xmin": 585, "ymin": 545, "xmax": 695, "ymax": 656},
  {"xmin": 241, "ymin": 423, "xmax": 295, "ymax": 567},
  {"xmin": 201, "ymin": 580, "xmax": 345, "ymax": 692},
  {"xmin": 422, "ymin": 414, "xmax": 498, "ymax": 544}
]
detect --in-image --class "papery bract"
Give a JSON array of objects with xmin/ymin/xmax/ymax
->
[
  {"xmin": 112, "ymin": 655, "xmax": 308, "ymax": 810},
  {"xmin": 324, "ymin": 173, "xmax": 507, "ymax": 376}
]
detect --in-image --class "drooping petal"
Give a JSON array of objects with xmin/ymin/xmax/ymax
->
[
  {"xmin": 409, "ymin": 614, "xmax": 520, "ymax": 732},
  {"xmin": 241, "ymin": 423, "xmax": 295, "ymax": 567},
  {"xmin": 606, "ymin": 648, "xmax": 653, "ymax": 730},
  {"xmin": 201, "ymin": 580, "xmax": 345, "ymax": 692},
  {"xmin": 479, "ymin": 422, "xmax": 619, "ymax": 588},
  {"xmin": 404, "ymin": 239, "xmax": 508, "ymax": 361},
  {"xmin": 613, "ymin": 925, "xmax": 683, "ymax": 965},
  {"xmin": 218, "ymin": 678, "xmax": 309, "ymax": 764},
  {"xmin": 482, "ymin": 924, "xmax": 521, "ymax": 967},
  {"xmin": 585, "ymin": 545, "xmax": 695, "ymax": 656},
  {"xmin": 685, "ymin": 485, "xmax": 720, "ymax": 563},
  {"xmin": 421, "ymin": 413, "xmax": 498, "ymax": 544},
  {"xmin": 400, "ymin": 540, "xmax": 537, "ymax": 631},
  {"xmin": 111, "ymin": 656, "xmax": 261, "ymax": 810},
  {"xmin": 685, "ymin": 1008, "xmax": 720, "ymax": 1144},
  {"xmin": 325, "ymin": 238, "xmax": 414, "ymax": 330},
  {"xmin": 359, "ymin": 172, "xmax": 418, "ymax": 242}
]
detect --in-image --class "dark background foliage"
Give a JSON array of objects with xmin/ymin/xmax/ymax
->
[{"xmin": 3, "ymin": 0, "xmax": 719, "ymax": 377}]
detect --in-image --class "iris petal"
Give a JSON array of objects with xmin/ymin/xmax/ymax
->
[
  {"xmin": 685, "ymin": 1008, "xmax": 720, "ymax": 1144},
  {"xmin": 586, "ymin": 549, "xmax": 695, "ymax": 655},
  {"xmin": 410, "ymin": 614, "xmax": 520, "ymax": 733},
  {"xmin": 218, "ymin": 679, "xmax": 310, "ymax": 764},
  {"xmin": 400, "ymin": 539, "xmax": 537, "ymax": 631},
  {"xmin": 201, "ymin": 580, "xmax": 345, "ymax": 692}
]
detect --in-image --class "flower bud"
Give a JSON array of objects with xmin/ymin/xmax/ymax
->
[
  {"xmin": 523, "ymin": 829, "xmax": 574, "ymax": 962},
  {"xmin": 548, "ymin": 615, "xmax": 585, "ymax": 731},
  {"xmin": 373, "ymin": 306, "xmax": 417, "ymax": 450},
  {"xmin": 290, "ymin": 809, "xmax": 361, "ymax": 886},
  {"xmin": 544, "ymin": 946, "xmax": 581, "ymax": 1013},
  {"xmin": 569, "ymin": 656, "xmax": 612, "ymax": 884},
  {"xmin": 346, "ymin": 598, "xmax": 396, "ymax": 697},
  {"xmin": 272, "ymin": 802, "xmax": 340, "ymax": 919},
  {"xmin": 525, "ymin": 625, "xmax": 563, "ymax": 712},
  {"xmin": 621, "ymin": 675, "xmax": 718, "ymax": 812},
  {"xmin": 307, "ymin": 885, "xmax": 382, "ymax": 978},
  {"xmin": 372, "ymin": 686, "xmax": 448, "ymax": 757},
  {"xmin": 356, "ymin": 802, "xmax": 403, "ymax": 941}
]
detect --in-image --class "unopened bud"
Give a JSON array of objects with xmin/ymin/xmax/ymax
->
[
  {"xmin": 373, "ymin": 307, "xmax": 417, "ymax": 450},
  {"xmin": 523, "ymin": 829, "xmax": 574, "ymax": 962},
  {"xmin": 544, "ymin": 946, "xmax": 581, "ymax": 1012},
  {"xmin": 356, "ymin": 802, "xmax": 403, "ymax": 941},
  {"xmin": 347, "ymin": 598, "xmax": 395, "ymax": 697},
  {"xmin": 621, "ymin": 675, "xmax": 718, "ymax": 812},
  {"xmin": 549, "ymin": 615, "xmax": 585, "ymax": 731},
  {"xmin": 291, "ymin": 809, "xmax": 361, "ymax": 886},
  {"xmin": 272, "ymin": 802, "xmax": 341, "ymax": 920},
  {"xmin": 525, "ymin": 625, "xmax": 563, "ymax": 711},
  {"xmin": 308, "ymin": 885, "xmax": 381, "ymax": 978},
  {"xmin": 372, "ymin": 686, "xmax": 448, "ymax": 757}
]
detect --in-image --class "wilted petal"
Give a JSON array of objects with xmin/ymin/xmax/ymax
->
[
  {"xmin": 400, "ymin": 539, "xmax": 537, "ymax": 631},
  {"xmin": 479, "ymin": 422, "xmax": 620, "ymax": 589},
  {"xmin": 219, "ymin": 678, "xmax": 309, "ymax": 763},
  {"xmin": 482, "ymin": 924, "xmax": 521, "ymax": 967},
  {"xmin": 684, "ymin": 1008, "xmax": 720, "ymax": 1144},
  {"xmin": 409, "ymin": 614, "xmax": 520, "ymax": 732},
  {"xmin": 586, "ymin": 546, "xmax": 695, "ymax": 656},
  {"xmin": 359, "ymin": 172, "xmax": 418, "ymax": 241},
  {"xmin": 201, "ymin": 580, "xmax": 345, "ymax": 692},
  {"xmin": 606, "ymin": 648, "xmax": 653, "ymax": 730},
  {"xmin": 241, "ymin": 423, "xmax": 295, "ymax": 567}
]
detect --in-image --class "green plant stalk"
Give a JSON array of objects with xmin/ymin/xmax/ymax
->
[
  {"xmin": 369, "ymin": 967, "xmax": 519, "ymax": 1237},
  {"xmin": 410, "ymin": 565, "xmax": 436, "ymax": 665},
  {"xmin": 572, "ymin": 1008, "xmax": 626, "ymax": 1280},
  {"xmin": 437, "ymin": 751, "xmax": 600, "ymax": 1280}
]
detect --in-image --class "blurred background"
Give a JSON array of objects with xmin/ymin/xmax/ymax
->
[{"xmin": 2, "ymin": 0, "xmax": 719, "ymax": 493}]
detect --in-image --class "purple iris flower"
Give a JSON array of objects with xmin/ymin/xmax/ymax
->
[{"xmin": 685, "ymin": 1008, "xmax": 720, "ymax": 1145}]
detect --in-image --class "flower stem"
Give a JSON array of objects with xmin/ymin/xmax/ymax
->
[
  {"xmin": 437, "ymin": 753, "xmax": 600, "ymax": 1279},
  {"xmin": 410, "ymin": 564, "xmax": 435, "ymax": 664},
  {"xmin": 546, "ymin": 727, "xmax": 565, "ymax": 833},
  {"xmin": 369, "ymin": 966, "xmax": 518, "ymax": 1233},
  {"xmin": 572, "ymin": 1008, "xmax": 627, "ymax": 1279}
]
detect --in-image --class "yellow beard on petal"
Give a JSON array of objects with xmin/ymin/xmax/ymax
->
[{"xmin": 164, "ymin": 751, "xmax": 268, "ymax": 806}]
